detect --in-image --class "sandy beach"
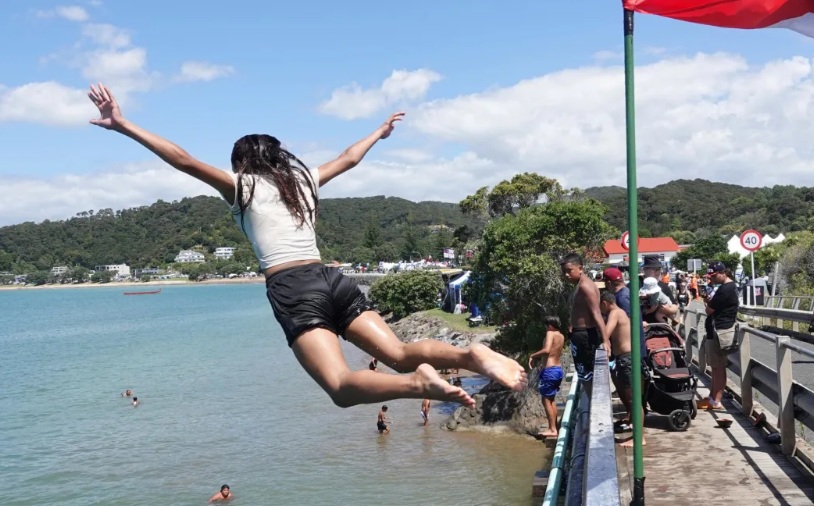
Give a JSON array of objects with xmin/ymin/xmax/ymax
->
[{"xmin": 0, "ymin": 276, "xmax": 266, "ymax": 291}]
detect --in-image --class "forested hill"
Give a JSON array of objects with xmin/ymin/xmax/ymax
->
[
  {"xmin": 584, "ymin": 179, "xmax": 814, "ymax": 241},
  {"xmin": 0, "ymin": 196, "xmax": 474, "ymax": 272},
  {"xmin": 3, "ymin": 178, "xmax": 813, "ymax": 273}
]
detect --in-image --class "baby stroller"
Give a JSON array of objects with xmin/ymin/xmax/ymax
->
[{"xmin": 643, "ymin": 323, "xmax": 698, "ymax": 431}]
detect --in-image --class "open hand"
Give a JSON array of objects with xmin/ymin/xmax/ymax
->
[
  {"xmin": 88, "ymin": 83, "xmax": 125, "ymax": 130},
  {"xmin": 378, "ymin": 112, "xmax": 405, "ymax": 139}
]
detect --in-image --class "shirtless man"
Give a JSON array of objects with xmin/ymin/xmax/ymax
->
[
  {"xmin": 208, "ymin": 484, "xmax": 233, "ymax": 502},
  {"xmin": 377, "ymin": 405, "xmax": 391, "ymax": 434},
  {"xmin": 528, "ymin": 316, "xmax": 565, "ymax": 438},
  {"xmin": 420, "ymin": 399, "xmax": 431, "ymax": 426},
  {"xmin": 600, "ymin": 290, "xmax": 645, "ymax": 447},
  {"xmin": 561, "ymin": 253, "xmax": 610, "ymax": 393}
]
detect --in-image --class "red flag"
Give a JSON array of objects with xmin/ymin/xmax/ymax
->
[{"xmin": 623, "ymin": 0, "xmax": 814, "ymax": 37}]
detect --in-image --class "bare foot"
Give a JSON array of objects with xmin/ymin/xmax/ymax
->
[
  {"xmin": 538, "ymin": 429, "xmax": 557, "ymax": 438},
  {"xmin": 468, "ymin": 343, "xmax": 528, "ymax": 391},
  {"xmin": 618, "ymin": 438, "xmax": 646, "ymax": 447},
  {"xmin": 414, "ymin": 364, "xmax": 475, "ymax": 409}
]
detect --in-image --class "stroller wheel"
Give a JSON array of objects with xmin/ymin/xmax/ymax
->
[
  {"xmin": 668, "ymin": 409, "xmax": 692, "ymax": 431},
  {"xmin": 689, "ymin": 399, "xmax": 698, "ymax": 420}
]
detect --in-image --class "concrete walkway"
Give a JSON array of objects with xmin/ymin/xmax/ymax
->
[{"xmin": 615, "ymin": 380, "xmax": 814, "ymax": 505}]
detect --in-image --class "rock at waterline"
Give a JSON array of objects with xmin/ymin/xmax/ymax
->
[
  {"xmin": 445, "ymin": 368, "xmax": 553, "ymax": 436},
  {"xmin": 386, "ymin": 312, "xmax": 496, "ymax": 348}
]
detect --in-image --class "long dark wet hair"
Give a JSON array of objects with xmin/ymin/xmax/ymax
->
[{"xmin": 230, "ymin": 134, "xmax": 318, "ymax": 231}]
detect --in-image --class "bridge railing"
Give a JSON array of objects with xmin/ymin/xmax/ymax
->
[
  {"xmin": 563, "ymin": 349, "xmax": 621, "ymax": 506},
  {"xmin": 764, "ymin": 295, "xmax": 814, "ymax": 312},
  {"xmin": 681, "ymin": 308, "xmax": 814, "ymax": 458}
]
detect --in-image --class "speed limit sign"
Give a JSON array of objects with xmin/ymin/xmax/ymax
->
[
  {"xmin": 740, "ymin": 229, "xmax": 763, "ymax": 252},
  {"xmin": 620, "ymin": 231, "xmax": 640, "ymax": 251}
]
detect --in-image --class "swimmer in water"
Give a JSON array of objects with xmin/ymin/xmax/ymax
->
[
  {"xmin": 132, "ymin": 397, "xmax": 139, "ymax": 407},
  {"xmin": 377, "ymin": 405, "xmax": 391, "ymax": 434},
  {"xmin": 208, "ymin": 484, "xmax": 233, "ymax": 502},
  {"xmin": 420, "ymin": 399, "xmax": 430, "ymax": 426}
]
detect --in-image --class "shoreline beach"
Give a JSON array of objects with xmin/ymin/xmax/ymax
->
[{"xmin": 0, "ymin": 276, "xmax": 266, "ymax": 291}]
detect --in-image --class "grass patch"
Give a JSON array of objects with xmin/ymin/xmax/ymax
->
[{"xmin": 423, "ymin": 308, "xmax": 496, "ymax": 333}]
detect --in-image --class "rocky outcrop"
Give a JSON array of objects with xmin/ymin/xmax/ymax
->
[
  {"xmin": 444, "ymin": 368, "xmax": 552, "ymax": 436},
  {"xmin": 387, "ymin": 312, "xmax": 497, "ymax": 348},
  {"xmin": 387, "ymin": 311, "xmax": 566, "ymax": 436}
]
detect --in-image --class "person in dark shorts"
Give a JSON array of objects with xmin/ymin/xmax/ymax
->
[
  {"xmin": 86, "ymin": 83, "xmax": 527, "ymax": 413},
  {"xmin": 528, "ymin": 316, "xmax": 565, "ymax": 438},
  {"xmin": 600, "ymin": 291, "xmax": 645, "ymax": 446},
  {"xmin": 377, "ymin": 405, "xmax": 391, "ymax": 434},
  {"xmin": 561, "ymin": 253, "xmax": 609, "ymax": 393}
]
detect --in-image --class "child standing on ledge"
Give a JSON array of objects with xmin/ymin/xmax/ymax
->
[{"xmin": 528, "ymin": 317, "xmax": 565, "ymax": 438}]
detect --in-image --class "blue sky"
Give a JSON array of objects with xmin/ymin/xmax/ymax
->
[{"xmin": 1, "ymin": 1, "xmax": 812, "ymax": 225}]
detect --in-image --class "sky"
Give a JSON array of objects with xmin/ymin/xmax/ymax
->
[{"xmin": 1, "ymin": 0, "xmax": 813, "ymax": 226}]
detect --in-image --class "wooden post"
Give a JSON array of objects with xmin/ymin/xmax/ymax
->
[
  {"xmin": 775, "ymin": 337, "xmax": 796, "ymax": 456},
  {"xmin": 739, "ymin": 328, "xmax": 752, "ymax": 416}
]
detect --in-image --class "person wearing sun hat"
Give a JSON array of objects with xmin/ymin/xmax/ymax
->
[{"xmin": 701, "ymin": 261, "xmax": 739, "ymax": 410}]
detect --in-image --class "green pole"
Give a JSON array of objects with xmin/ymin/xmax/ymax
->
[{"xmin": 624, "ymin": 8, "xmax": 645, "ymax": 505}]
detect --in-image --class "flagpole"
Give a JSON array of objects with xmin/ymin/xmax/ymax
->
[{"xmin": 624, "ymin": 8, "xmax": 645, "ymax": 505}]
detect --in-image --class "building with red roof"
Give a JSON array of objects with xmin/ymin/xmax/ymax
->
[{"xmin": 603, "ymin": 237, "xmax": 681, "ymax": 265}]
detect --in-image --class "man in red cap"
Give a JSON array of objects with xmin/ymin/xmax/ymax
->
[{"xmin": 602, "ymin": 267, "xmax": 630, "ymax": 316}]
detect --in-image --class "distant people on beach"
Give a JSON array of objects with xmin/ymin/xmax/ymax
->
[
  {"xmin": 377, "ymin": 405, "xmax": 391, "ymax": 434},
  {"xmin": 421, "ymin": 399, "xmax": 431, "ymax": 426},
  {"xmin": 528, "ymin": 316, "xmax": 565, "ymax": 438},
  {"xmin": 86, "ymin": 83, "xmax": 526, "ymax": 414},
  {"xmin": 132, "ymin": 397, "xmax": 139, "ymax": 407},
  {"xmin": 208, "ymin": 484, "xmax": 233, "ymax": 502},
  {"xmin": 121, "ymin": 389, "xmax": 133, "ymax": 398}
]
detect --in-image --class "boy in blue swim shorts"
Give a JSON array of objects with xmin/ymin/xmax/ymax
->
[{"xmin": 528, "ymin": 316, "xmax": 566, "ymax": 437}]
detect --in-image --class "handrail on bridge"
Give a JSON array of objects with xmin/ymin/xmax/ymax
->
[
  {"xmin": 563, "ymin": 349, "xmax": 621, "ymax": 506},
  {"xmin": 764, "ymin": 295, "xmax": 814, "ymax": 311},
  {"xmin": 681, "ymin": 307, "xmax": 814, "ymax": 457}
]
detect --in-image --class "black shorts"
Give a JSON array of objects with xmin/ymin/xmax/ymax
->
[
  {"xmin": 377, "ymin": 421, "xmax": 388, "ymax": 431},
  {"xmin": 611, "ymin": 352, "xmax": 633, "ymax": 389},
  {"xmin": 265, "ymin": 263, "xmax": 374, "ymax": 347},
  {"xmin": 569, "ymin": 327, "xmax": 601, "ymax": 382}
]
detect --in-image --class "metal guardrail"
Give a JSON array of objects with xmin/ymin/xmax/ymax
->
[
  {"xmin": 559, "ymin": 349, "xmax": 621, "ymax": 506},
  {"xmin": 681, "ymin": 308, "xmax": 814, "ymax": 456},
  {"xmin": 740, "ymin": 303, "xmax": 812, "ymax": 334},
  {"xmin": 542, "ymin": 377, "xmax": 580, "ymax": 506},
  {"xmin": 583, "ymin": 349, "xmax": 621, "ymax": 505},
  {"xmin": 765, "ymin": 295, "xmax": 814, "ymax": 311}
]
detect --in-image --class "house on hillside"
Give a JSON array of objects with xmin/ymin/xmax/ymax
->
[
  {"xmin": 175, "ymin": 250, "xmax": 206, "ymax": 263},
  {"xmin": 214, "ymin": 247, "xmax": 236, "ymax": 260},
  {"xmin": 603, "ymin": 237, "xmax": 681, "ymax": 266}
]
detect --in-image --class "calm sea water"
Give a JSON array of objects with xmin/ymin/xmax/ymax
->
[{"xmin": 0, "ymin": 284, "xmax": 545, "ymax": 505}]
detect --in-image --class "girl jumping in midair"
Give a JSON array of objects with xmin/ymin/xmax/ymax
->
[{"xmin": 86, "ymin": 83, "xmax": 527, "ymax": 409}]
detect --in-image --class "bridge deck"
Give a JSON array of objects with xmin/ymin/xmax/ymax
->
[{"xmin": 615, "ymin": 380, "xmax": 814, "ymax": 505}]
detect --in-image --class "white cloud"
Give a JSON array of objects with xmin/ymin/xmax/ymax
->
[
  {"xmin": 318, "ymin": 69, "xmax": 442, "ymax": 120},
  {"xmin": 0, "ymin": 161, "xmax": 220, "ymax": 226},
  {"xmin": 37, "ymin": 5, "xmax": 90, "ymax": 22},
  {"xmin": 0, "ymin": 81, "xmax": 92, "ymax": 127},
  {"xmin": 174, "ymin": 61, "xmax": 235, "ymax": 82},
  {"xmin": 593, "ymin": 50, "xmax": 622, "ymax": 61},
  {"xmin": 7, "ymin": 51, "xmax": 814, "ymax": 226},
  {"xmin": 408, "ymin": 52, "xmax": 814, "ymax": 190},
  {"xmin": 81, "ymin": 23, "xmax": 131, "ymax": 48}
]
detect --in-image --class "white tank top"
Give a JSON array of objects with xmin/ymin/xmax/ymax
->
[{"xmin": 226, "ymin": 169, "xmax": 321, "ymax": 269}]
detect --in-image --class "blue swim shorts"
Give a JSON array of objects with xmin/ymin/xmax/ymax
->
[{"xmin": 538, "ymin": 366, "xmax": 564, "ymax": 399}]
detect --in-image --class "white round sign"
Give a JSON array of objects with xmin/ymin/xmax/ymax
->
[
  {"xmin": 739, "ymin": 229, "xmax": 763, "ymax": 252},
  {"xmin": 621, "ymin": 231, "xmax": 630, "ymax": 251}
]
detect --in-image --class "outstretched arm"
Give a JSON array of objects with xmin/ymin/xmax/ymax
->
[
  {"xmin": 317, "ymin": 112, "xmax": 404, "ymax": 186},
  {"xmin": 87, "ymin": 83, "xmax": 235, "ymax": 204}
]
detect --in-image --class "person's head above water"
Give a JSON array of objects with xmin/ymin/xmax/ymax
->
[
  {"xmin": 381, "ymin": 405, "xmax": 388, "ymax": 412},
  {"xmin": 230, "ymin": 134, "xmax": 318, "ymax": 229},
  {"xmin": 220, "ymin": 484, "xmax": 230, "ymax": 496}
]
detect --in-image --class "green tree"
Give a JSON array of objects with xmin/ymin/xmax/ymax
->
[
  {"xmin": 672, "ymin": 233, "xmax": 729, "ymax": 270},
  {"xmin": 362, "ymin": 219, "xmax": 383, "ymax": 249},
  {"xmin": 0, "ymin": 249, "xmax": 13, "ymax": 271},
  {"xmin": 369, "ymin": 270, "xmax": 443, "ymax": 319},
  {"xmin": 400, "ymin": 227, "xmax": 422, "ymax": 261},
  {"xmin": 471, "ymin": 197, "xmax": 615, "ymax": 353},
  {"xmin": 91, "ymin": 271, "xmax": 113, "ymax": 283},
  {"xmin": 26, "ymin": 271, "xmax": 49, "ymax": 286}
]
